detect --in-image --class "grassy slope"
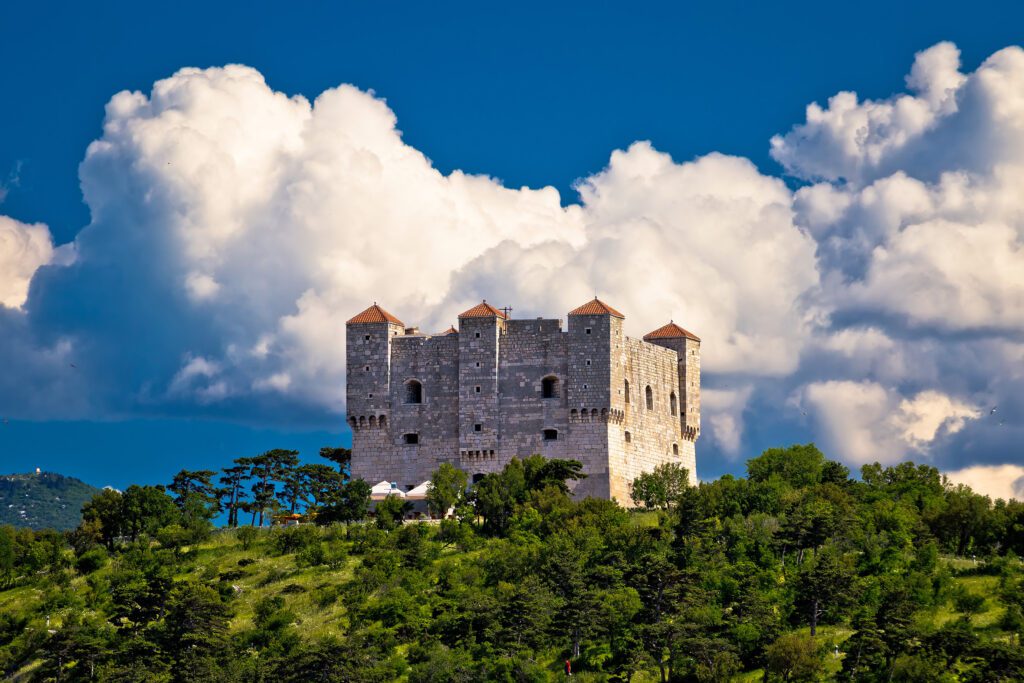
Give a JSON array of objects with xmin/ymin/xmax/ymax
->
[{"xmin": 2, "ymin": 529, "xmax": 1018, "ymax": 682}]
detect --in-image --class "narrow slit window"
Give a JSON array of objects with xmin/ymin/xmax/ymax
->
[{"xmin": 645, "ymin": 385, "xmax": 653, "ymax": 410}]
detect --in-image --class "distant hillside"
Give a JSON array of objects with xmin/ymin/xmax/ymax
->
[{"xmin": 0, "ymin": 471, "xmax": 102, "ymax": 530}]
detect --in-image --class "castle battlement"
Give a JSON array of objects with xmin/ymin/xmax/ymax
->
[{"xmin": 345, "ymin": 298, "xmax": 700, "ymax": 502}]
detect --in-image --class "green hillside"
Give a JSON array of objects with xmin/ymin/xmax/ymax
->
[
  {"xmin": 0, "ymin": 472, "xmax": 101, "ymax": 530},
  {"xmin": 0, "ymin": 446, "xmax": 1022, "ymax": 681}
]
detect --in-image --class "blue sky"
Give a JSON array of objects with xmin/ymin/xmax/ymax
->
[{"xmin": 1, "ymin": 2, "xmax": 1023, "ymax": 498}]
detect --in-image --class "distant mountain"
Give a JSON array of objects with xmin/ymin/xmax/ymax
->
[{"xmin": 0, "ymin": 471, "xmax": 102, "ymax": 530}]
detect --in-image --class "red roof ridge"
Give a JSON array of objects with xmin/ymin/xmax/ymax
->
[
  {"xmin": 568, "ymin": 297, "xmax": 625, "ymax": 319},
  {"xmin": 643, "ymin": 321, "xmax": 700, "ymax": 342},
  {"xmin": 347, "ymin": 303, "xmax": 404, "ymax": 325},
  {"xmin": 458, "ymin": 300, "xmax": 508, "ymax": 319}
]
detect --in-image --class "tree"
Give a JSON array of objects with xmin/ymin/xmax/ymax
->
[
  {"xmin": 119, "ymin": 485, "xmax": 178, "ymax": 542},
  {"xmin": 162, "ymin": 581, "xmax": 231, "ymax": 679},
  {"xmin": 319, "ymin": 446, "xmax": 352, "ymax": 479},
  {"xmin": 765, "ymin": 632, "xmax": 826, "ymax": 682},
  {"xmin": 80, "ymin": 488, "xmax": 125, "ymax": 550},
  {"xmin": 427, "ymin": 463, "xmax": 467, "ymax": 518},
  {"xmin": 299, "ymin": 464, "xmax": 344, "ymax": 515},
  {"xmin": 0, "ymin": 527, "xmax": 15, "ymax": 588},
  {"xmin": 793, "ymin": 544, "xmax": 856, "ymax": 635},
  {"xmin": 317, "ymin": 478, "xmax": 371, "ymax": 525},
  {"xmin": 168, "ymin": 469, "xmax": 219, "ymax": 533},
  {"xmin": 375, "ymin": 495, "xmax": 411, "ymax": 530},
  {"xmin": 747, "ymin": 444, "xmax": 826, "ymax": 489},
  {"xmin": 247, "ymin": 449, "xmax": 299, "ymax": 526},
  {"xmin": 218, "ymin": 461, "xmax": 250, "ymax": 528},
  {"xmin": 630, "ymin": 463, "xmax": 690, "ymax": 509}
]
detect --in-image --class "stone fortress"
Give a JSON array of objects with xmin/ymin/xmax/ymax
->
[{"xmin": 345, "ymin": 298, "xmax": 700, "ymax": 502}]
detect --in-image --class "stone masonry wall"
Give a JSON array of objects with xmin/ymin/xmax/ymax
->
[
  {"xmin": 347, "ymin": 306, "xmax": 700, "ymax": 502},
  {"xmin": 607, "ymin": 337, "xmax": 691, "ymax": 503}
]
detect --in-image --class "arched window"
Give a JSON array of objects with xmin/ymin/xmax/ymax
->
[
  {"xmin": 542, "ymin": 429, "xmax": 558, "ymax": 441},
  {"xmin": 645, "ymin": 385, "xmax": 653, "ymax": 410},
  {"xmin": 670, "ymin": 392, "xmax": 678, "ymax": 416},
  {"xmin": 472, "ymin": 473, "xmax": 486, "ymax": 484},
  {"xmin": 624, "ymin": 431, "xmax": 632, "ymax": 443},
  {"xmin": 672, "ymin": 443, "xmax": 679, "ymax": 456},
  {"xmin": 542, "ymin": 375, "xmax": 559, "ymax": 399},
  {"xmin": 405, "ymin": 379, "xmax": 423, "ymax": 404},
  {"xmin": 624, "ymin": 380, "xmax": 630, "ymax": 404}
]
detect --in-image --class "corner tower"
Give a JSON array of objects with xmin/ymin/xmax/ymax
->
[
  {"xmin": 567, "ymin": 297, "xmax": 625, "ymax": 498},
  {"xmin": 346, "ymin": 303, "xmax": 404, "ymax": 481},
  {"xmin": 643, "ymin": 321, "xmax": 701, "ymax": 481}
]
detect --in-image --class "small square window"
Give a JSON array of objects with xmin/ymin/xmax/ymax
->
[
  {"xmin": 364, "ymin": 366, "xmax": 369, "ymax": 372},
  {"xmin": 624, "ymin": 431, "xmax": 632, "ymax": 443},
  {"xmin": 583, "ymin": 384, "xmax": 588, "ymax": 390},
  {"xmin": 474, "ymin": 423, "xmax": 482, "ymax": 432},
  {"xmin": 368, "ymin": 393, "xmax": 373, "ymax": 398},
  {"xmin": 475, "ymin": 386, "xmax": 481, "ymax": 393},
  {"xmin": 403, "ymin": 433, "xmax": 419, "ymax": 445},
  {"xmin": 364, "ymin": 335, "xmax": 370, "ymax": 341},
  {"xmin": 543, "ymin": 429, "xmax": 558, "ymax": 441},
  {"xmin": 586, "ymin": 359, "xmax": 591, "ymax": 366},
  {"xmin": 585, "ymin": 328, "xmax": 592, "ymax": 335},
  {"xmin": 475, "ymin": 362, "xmax": 481, "ymax": 368},
  {"xmin": 475, "ymin": 332, "xmax": 481, "ymax": 338}
]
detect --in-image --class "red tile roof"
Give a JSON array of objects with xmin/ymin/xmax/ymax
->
[
  {"xmin": 643, "ymin": 321, "xmax": 700, "ymax": 342},
  {"xmin": 568, "ymin": 297, "xmax": 625, "ymax": 319},
  {"xmin": 439, "ymin": 325, "xmax": 458, "ymax": 335},
  {"xmin": 346, "ymin": 303, "xmax": 404, "ymax": 325},
  {"xmin": 458, "ymin": 301, "xmax": 508, "ymax": 319}
]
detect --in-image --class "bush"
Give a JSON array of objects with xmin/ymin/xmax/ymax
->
[
  {"xmin": 75, "ymin": 548, "xmax": 108, "ymax": 575},
  {"xmin": 296, "ymin": 543, "xmax": 327, "ymax": 568},
  {"xmin": 275, "ymin": 525, "xmax": 322, "ymax": 555},
  {"xmin": 237, "ymin": 526, "xmax": 259, "ymax": 550},
  {"xmin": 953, "ymin": 590, "xmax": 987, "ymax": 615}
]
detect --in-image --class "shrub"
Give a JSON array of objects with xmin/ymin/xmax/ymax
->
[
  {"xmin": 237, "ymin": 526, "xmax": 258, "ymax": 550},
  {"xmin": 953, "ymin": 590, "xmax": 986, "ymax": 615},
  {"xmin": 275, "ymin": 525, "xmax": 321, "ymax": 555},
  {"xmin": 75, "ymin": 548, "xmax": 108, "ymax": 575}
]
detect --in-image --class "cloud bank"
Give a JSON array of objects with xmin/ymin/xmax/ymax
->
[{"xmin": 3, "ymin": 43, "xmax": 1024, "ymax": 482}]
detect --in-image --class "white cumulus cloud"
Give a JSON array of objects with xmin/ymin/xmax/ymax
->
[
  {"xmin": 945, "ymin": 464, "xmax": 1024, "ymax": 501},
  {"xmin": 0, "ymin": 216, "xmax": 55, "ymax": 310}
]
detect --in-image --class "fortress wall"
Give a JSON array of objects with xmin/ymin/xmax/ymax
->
[
  {"xmin": 608, "ymin": 337, "xmax": 688, "ymax": 503},
  {"xmin": 387, "ymin": 333, "xmax": 461, "ymax": 484},
  {"xmin": 495, "ymin": 319, "xmax": 570, "ymax": 464}
]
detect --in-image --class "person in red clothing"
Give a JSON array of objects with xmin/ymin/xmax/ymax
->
[{"xmin": 565, "ymin": 659, "xmax": 572, "ymax": 676}]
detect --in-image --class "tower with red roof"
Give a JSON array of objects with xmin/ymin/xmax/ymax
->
[{"xmin": 345, "ymin": 298, "xmax": 700, "ymax": 501}]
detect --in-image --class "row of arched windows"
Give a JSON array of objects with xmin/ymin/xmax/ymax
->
[
  {"xmin": 624, "ymin": 380, "xmax": 678, "ymax": 415},
  {"xmin": 403, "ymin": 376, "xmax": 561, "ymax": 404}
]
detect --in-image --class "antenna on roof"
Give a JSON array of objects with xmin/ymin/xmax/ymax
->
[{"xmin": 500, "ymin": 306, "xmax": 513, "ymax": 318}]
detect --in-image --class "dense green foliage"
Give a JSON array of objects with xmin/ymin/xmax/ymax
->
[
  {"xmin": 0, "ymin": 472, "xmax": 102, "ymax": 530},
  {"xmin": 1, "ymin": 444, "xmax": 1023, "ymax": 682}
]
